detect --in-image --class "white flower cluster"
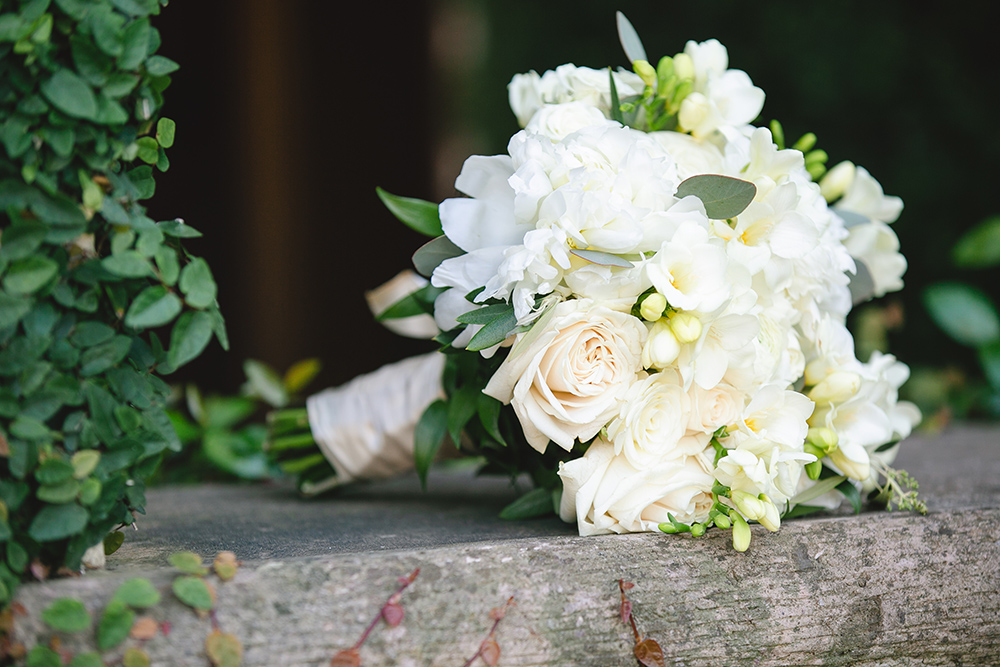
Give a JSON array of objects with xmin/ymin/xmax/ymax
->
[{"xmin": 429, "ymin": 38, "xmax": 919, "ymax": 542}]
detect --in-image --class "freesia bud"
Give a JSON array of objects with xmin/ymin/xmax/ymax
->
[
  {"xmin": 642, "ymin": 320, "xmax": 680, "ymax": 369},
  {"xmin": 820, "ymin": 160, "xmax": 856, "ymax": 202},
  {"xmin": 690, "ymin": 522, "xmax": 706, "ymax": 537},
  {"xmin": 673, "ymin": 52, "xmax": 695, "ymax": 80},
  {"xmin": 668, "ymin": 311, "xmax": 702, "ymax": 344},
  {"xmin": 632, "ymin": 59, "xmax": 657, "ymax": 87},
  {"xmin": 757, "ymin": 494, "xmax": 781, "ymax": 532},
  {"xmin": 731, "ymin": 490, "xmax": 765, "ymax": 521},
  {"xmin": 805, "ymin": 458, "xmax": 822, "ymax": 480},
  {"xmin": 807, "ymin": 427, "xmax": 839, "ymax": 453},
  {"xmin": 713, "ymin": 513, "xmax": 731, "ymax": 530},
  {"xmin": 829, "ymin": 448, "xmax": 871, "ymax": 481},
  {"xmin": 639, "ymin": 292, "xmax": 667, "ymax": 321},
  {"xmin": 730, "ymin": 511, "xmax": 751, "ymax": 552},
  {"xmin": 808, "ymin": 372, "xmax": 861, "ymax": 405},
  {"xmin": 792, "ymin": 132, "xmax": 817, "ymax": 153}
]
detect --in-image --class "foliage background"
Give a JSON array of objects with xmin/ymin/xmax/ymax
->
[{"xmin": 148, "ymin": 0, "xmax": 999, "ymax": 414}]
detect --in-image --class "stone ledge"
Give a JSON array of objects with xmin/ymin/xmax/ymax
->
[{"xmin": 8, "ymin": 425, "xmax": 1000, "ymax": 666}]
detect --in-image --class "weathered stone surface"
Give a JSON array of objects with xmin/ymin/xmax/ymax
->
[{"xmin": 8, "ymin": 426, "xmax": 1000, "ymax": 666}]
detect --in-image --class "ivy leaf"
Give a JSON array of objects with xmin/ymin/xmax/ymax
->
[
  {"xmin": 376, "ymin": 187, "xmax": 442, "ymax": 237},
  {"xmin": 40, "ymin": 69, "xmax": 98, "ymax": 120},
  {"xmin": 112, "ymin": 577, "xmax": 161, "ymax": 608},
  {"xmin": 412, "ymin": 235, "xmax": 464, "ymax": 277},
  {"xmin": 42, "ymin": 598, "xmax": 91, "ymax": 633},
  {"xmin": 570, "ymin": 248, "xmax": 634, "ymax": 268},
  {"xmin": 616, "ymin": 11, "xmax": 647, "ymax": 63},
  {"xmin": 675, "ymin": 174, "xmax": 757, "ymax": 220},
  {"xmin": 125, "ymin": 286, "xmax": 183, "ymax": 329},
  {"xmin": 98, "ymin": 600, "xmax": 135, "ymax": 651},
  {"xmin": 499, "ymin": 487, "xmax": 554, "ymax": 520},
  {"xmin": 414, "ymin": 399, "xmax": 448, "ymax": 489},
  {"xmin": 172, "ymin": 575, "xmax": 213, "ymax": 611},
  {"xmin": 924, "ymin": 282, "xmax": 1000, "ymax": 347}
]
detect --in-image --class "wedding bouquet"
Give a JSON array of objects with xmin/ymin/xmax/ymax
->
[{"xmin": 269, "ymin": 14, "xmax": 923, "ymax": 551}]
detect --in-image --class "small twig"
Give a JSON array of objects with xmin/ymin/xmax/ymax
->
[
  {"xmin": 459, "ymin": 597, "xmax": 515, "ymax": 667},
  {"xmin": 351, "ymin": 568, "xmax": 420, "ymax": 651}
]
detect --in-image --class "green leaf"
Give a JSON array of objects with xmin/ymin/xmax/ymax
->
[
  {"xmin": 166, "ymin": 311, "xmax": 214, "ymax": 371},
  {"xmin": 466, "ymin": 309, "xmax": 518, "ymax": 352},
  {"xmin": 456, "ymin": 303, "xmax": 515, "ymax": 325},
  {"xmin": 412, "ymin": 235, "xmax": 464, "ymax": 277},
  {"xmin": 112, "ymin": 577, "xmax": 161, "ymax": 608},
  {"xmin": 283, "ymin": 358, "xmax": 321, "ymax": 393},
  {"xmin": 608, "ymin": 68, "xmax": 624, "ymax": 125},
  {"xmin": 25, "ymin": 646, "xmax": 62, "ymax": 667},
  {"xmin": 42, "ymin": 597, "xmax": 91, "ymax": 633},
  {"xmin": 243, "ymin": 359, "xmax": 288, "ymax": 408},
  {"xmin": 71, "ymin": 322, "xmax": 116, "ymax": 347},
  {"xmin": 477, "ymin": 392, "xmax": 506, "ymax": 446},
  {"xmin": 125, "ymin": 286, "xmax": 182, "ymax": 329},
  {"xmin": 28, "ymin": 503, "xmax": 89, "ymax": 542},
  {"xmin": 205, "ymin": 631, "xmax": 243, "ymax": 667},
  {"xmin": 570, "ymin": 249, "xmax": 634, "ymax": 268},
  {"xmin": 615, "ymin": 11, "xmax": 647, "ymax": 63},
  {"xmin": 136, "ymin": 136, "xmax": 159, "ymax": 164},
  {"xmin": 203, "ymin": 396, "xmax": 257, "ymax": 429},
  {"xmin": 88, "ymin": 5, "xmax": 125, "ymax": 57},
  {"xmin": 924, "ymin": 282, "xmax": 1000, "ymax": 347},
  {"xmin": 3, "ymin": 256, "xmax": 59, "ymax": 295},
  {"xmin": 37, "ymin": 479, "xmax": 81, "ymax": 503},
  {"xmin": 675, "ymin": 174, "xmax": 757, "ymax": 220},
  {"xmin": 0, "ymin": 222, "xmax": 46, "ymax": 260},
  {"xmin": 128, "ymin": 166, "xmax": 155, "ymax": 200},
  {"xmin": 155, "ymin": 245, "xmax": 180, "ymax": 285},
  {"xmin": 156, "ymin": 117, "xmax": 176, "ymax": 148},
  {"xmin": 414, "ymin": 399, "xmax": 448, "ymax": 489},
  {"xmin": 179, "ymin": 258, "xmax": 217, "ymax": 309},
  {"xmin": 145, "ymin": 54, "xmax": 179, "ymax": 75},
  {"xmin": 979, "ymin": 341, "xmax": 1000, "ymax": 393},
  {"xmin": 168, "ymin": 550, "xmax": 206, "ymax": 574},
  {"xmin": 11, "ymin": 416, "xmax": 49, "ymax": 440},
  {"xmin": 79, "ymin": 478, "xmax": 102, "ymax": 505},
  {"xmin": 208, "ymin": 305, "xmax": 229, "ymax": 351},
  {"xmin": 104, "ymin": 530, "xmax": 125, "ymax": 555},
  {"xmin": 79, "ymin": 335, "xmax": 132, "ymax": 376},
  {"xmin": 953, "ymin": 215, "xmax": 1000, "ymax": 268},
  {"xmin": 375, "ymin": 187, "xmax": 442, "ymax": 237},
  {"xmin": 446, "ymin": 385, "xmax": 479, "ymax": 447},
  {"xmin": 788, "ymin": 474, "xmax": 847, "ymax": 507},
  {"xmin": 68, "ymin": 653, "xmax": 104, "ymax": 667},
  {"xmin": 97, "ymin": 600, "xmax": 134, "ymax": 651},
  {"xmin": 72, "ymin": 450, "xmax": 101, "ymax": 479},
  {"xmin": 172, "ymin": 575, "xmax": 213, "ymax": 610},
  {"xmin": 36, "ymin": 459, "xmax": 75, "ymax": 484},
  {"xmin": 376, "ymin": 285, "xmax": 442, "ymax": 321},
  {"xmin": 102, "ymin": 251, "xmax": 154, "ymax": 278},
  {"xmin": 203, "ymin": 429, "xmax": 269, "ymax": 480},
  {"xmin": 119, "ymin": 17, "xmax": 150, "ymax": 70},
  {"xmin": 837, "ymin": 479, "xmax": 863, "ymax": 514},
  {"xmin": 499, "ymin": 487, "xmax": 555, "ymax": 520},
  {"xmin": 123, "ymin": 648, "xmax": 150, "ymax": 667},
  {"xmin": 157, "ymin": 218, "xmax": 201, "ymax": 237},
  {"xmin": 40, "ymin": 69, "xmax": 98, "ymax": 120},
  {"xmin": 0, "ymin": 292, "xmax": 33, "ymax": 329}
]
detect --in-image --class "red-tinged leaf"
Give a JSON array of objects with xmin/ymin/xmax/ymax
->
[
  {"xmin": 161, "ymin": 621, "xmax": 171, "ymax": 636},
  {"xmin": 620, "ymin": 599, "xmax": 632, "ymax": 624},
  {"xmin": 382, "ymin": 602, "xmax": 404, "ymax": 627},
  {"xmin": 489, "ymin": 607, "xmax": 505, "ymax": 622},
  {"xmin": 330, "ymin": 649, "xmax": 361, "ymax": 667},
  {"xmin": 622, "ymin": 581, "xmax": 635, "ymax": 590},
  {"xmin": 481, "ymin": 638, "xmax": 501, "ymax": 667},
  {"xmin": 634, "ymin": 638, "xmax": 666, "ymax": 667}
]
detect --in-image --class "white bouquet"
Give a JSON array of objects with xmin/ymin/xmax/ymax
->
[{"xmin": 271, "ymin": 14, "xmax": 923, "ymax": 550}]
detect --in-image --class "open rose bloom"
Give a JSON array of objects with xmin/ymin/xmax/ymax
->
[{"xmin": 346, "ymin": 17, "xmax": 923, "ymax": 550}]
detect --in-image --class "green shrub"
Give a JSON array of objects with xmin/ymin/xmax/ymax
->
[{"xmin": 0, "ymin": 0, "xmax": 224, "ymax": 599}]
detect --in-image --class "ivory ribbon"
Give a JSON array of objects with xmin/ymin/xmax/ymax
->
[{"xmin": 306, "ymin": 352, "xmax": 445, "ymax": 486}]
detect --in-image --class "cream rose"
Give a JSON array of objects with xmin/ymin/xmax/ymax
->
[
  {"xmin": 558, "ymin": 436, "xmax": 715, "ymax": 535},
  {"xmin": 483, "ymin": 299, "xmax": 646, "ymax": 453},
  {"xmin": 524, "ymin": 102, "xmax": 610, "ymax": 141}
]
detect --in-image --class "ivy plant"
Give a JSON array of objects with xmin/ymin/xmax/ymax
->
[{"xmin": 0, "ymin": 0, "xmax": 225, "ymax": 601}]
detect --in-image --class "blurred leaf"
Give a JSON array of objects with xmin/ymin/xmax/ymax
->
[
  {"xmin": 125, "ymin": 286, "xmax": 183, "ymax": 329},
  {"xmin": 330, "ymin": 649, "xmax": 360, "ymax": 667},
  {"xmin": 104, "ymin": 530, "xmax": 125, "ymax": 555},
  {"xmin": 156, "ymin": 117, "xmax": 176, "ymax": 148},
  {"xmin": 112, "ymin": 577, "xmax": 161, "ymax": 608},
  {"xmin": 481, "ymin": 638, "xmax": 501, "ymax": 667},
  {"xmin": 136, "ymin": 137, "xmax": 159, "ymax": 164},
  {"xmin": 25, "ymin": 646, "xmax": 61, "ymax": 667},
  {"xmin": 179, "ymin": 257, "xmax": 217, "ymax": 309},
  {"xmin": 952, "ymin": 215, "xmax": 1000, "ymax": 268},
  {"xmin": 122, "ymin": 648, "xmax": 150, "ymax": 667},
  {"xmin": 172, "ymin": 575, "xmax": 213, "ymax": 611},
  {"xmin": 71, "ymin": 450, "xmax": 101, "ymax": 479},
  {"xmin": 29, "ymin": 503, "xmax": 89, "ymax": 542},
  {"xmin": 145, "ymin": 55, "xmax": 179, "ymax": 75},
  {"xmin": 283, "ymin": 358, "xmax": 321, "ymax": 393},
  {"xmin": 157, "ymin": 218, "xmax": 202, "ymax": 238},
  {"xmin": 616, "ymin": 11, "xmax": 647, "ymax": 63},
  {"xmin": 980, "ymin": 342, "xmax": 1000, "ymax": 393},
  {"xmin": 102, "ymin": 251, "xmax": 154, "ymax": 278},
  {"xmin": 675, "ymin": 174, "xmax": 756, "ymax": 220},
  {"xmin": 414, "ymin": 399, "xmax": 448, "ymax": 489},
  {"xmin": 375, "ymin": 187, "xmax": 442, "ymax": 237},
  {"xmin": 168, "ymin": 551, "xmax": 206, "ymax": 575},
  {"xmin": 924, "ymin": 282, "xmax": 1000, "ymax": 347},
  {"xmin": 3, "ymin": 256, "xmax": 58, "ymax": 295},
  {"xmin": 382, "ymin": 602, "xmax": 404, "ymax": 627},
  {"xmin": 98, "ymin": 600, "xmax": 134, "ymax": 650},
  {"xmin": 40, "ymin": 69, "xmax": 98, "ymax": 120},
  {"xmin": 203, "ymin": 396, "xmax": 257, "ymax": 429},
  {"xmin": 499, "ymin": 487, "xmax": 553, "ymax": 520},
  {"xmin": 205, "ymin": 630, "xmax": 243, "ymax": 667},
  {"xmin": 213, "ymin": 551, "xmax": 238, "ymax": 581},
  {"xmin": 203, "ymin": 429, "xmax": 269, "ymax": 480},
  {"xmin": 570, "ymin": 249, "xmax": 634, "ymax": 268},
  {"xmin": 67, "ymin": 652, "xmax": 104, "ymax": 667},
  {"xmin": 243, "ymin": 359, "xmax": 288, "ymax": 408},
  {"xmin": 42, "ymin": 597, "xmax": 91, "ymax": 632}
]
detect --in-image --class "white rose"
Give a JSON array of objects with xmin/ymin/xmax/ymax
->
[
  {"xmin": 558, "ymin": 436, "xmax": 715, "ymax": 535},
  {"xmin": 524, "ymin": 102, "xmax": 610, "ymax": 141},
  {"xmin": 484, "ymin": 299, "xmax": 646, "ymax": 453},
  {"xmin": 688, "ymin": 381, "xmax": 744, "ymax": 433}
]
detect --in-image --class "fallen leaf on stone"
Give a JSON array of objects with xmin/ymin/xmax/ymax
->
[
  {"xmin": 634, "ymin": 637, "xmax": 665, "ymax": 667},
  {"xmin": 123, "ymin": 647, "xmax": 151, "ymax": 667},
  {"xmin": 130, "ymin": 616, "xmax": 159, "ymax": 640},
  {"xmin": 206, "ymin": 630, "xmax": 243, "ymax": 667},
  {"xmin": 330, "ymin": 648, "xmax": 361, "ymax": 667},
  {"xmin": 169, "ymin": 551, "xmax": 208, "ymax": 575},
  {"xmin": 481, "ymin": 638, "xmax": 501, "ymax": 666},
  {"xmin": 213, "ymin": 551, "xmax": 239, "ymax": 581},
  {"xmin": 382, "ymin": 602, "xmax": 404, "ymax": 627}
]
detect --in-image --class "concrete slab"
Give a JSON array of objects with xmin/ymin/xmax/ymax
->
[{"xmin": 7, "ymin": 425, "xmax": 1000, "ymax": 666}]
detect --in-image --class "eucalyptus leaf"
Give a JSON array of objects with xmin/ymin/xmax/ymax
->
[
  {"xmin": 499, "ymin": 487, "xmax": 555, "ymax": 520},
  {"xmin": 570, "ymin": 248, "xmax": 634, "ymax": 268},
  {"xmin": 414, "ymin": 399, "xmax": 448, "ymax": 489},
  {"xmin": 615, "ymin": 12, "xmax": 647, "ymax": 63},
  {"xmin": 924, "ymin": 282, "xmax": 1000, "ymax": 347},
  {"xmin": 466, "ymin": 308, "xmax": 518, "ymax": 352},
  {"xmin": 456, "ymin": 302, "xmax": 514, "ymax": 325},
  {"xmin": 376, "ymin": 187, "xmax": 442, "ymax": 237},
  {"xmin": 412, "ymin": 235, "xmax": 464, "ymax": 277},
  {"xmin": 675, "ymin": 174, "xmax": 757, "ymax": 220}
]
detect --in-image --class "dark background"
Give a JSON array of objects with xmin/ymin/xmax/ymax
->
[{"xmin": 148, "ymin": 0, "xmax": 1000, "ymax": 394}]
